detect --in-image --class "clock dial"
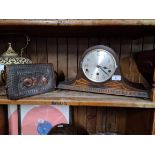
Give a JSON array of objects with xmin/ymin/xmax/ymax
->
[{"xmin": 81, "ymin": 48, "xmax": 117, "ymax": 83}]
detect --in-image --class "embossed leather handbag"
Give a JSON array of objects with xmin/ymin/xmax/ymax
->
[{"xmin": 5, "ymin": 63, "xmax": 56, "ymax": 100}]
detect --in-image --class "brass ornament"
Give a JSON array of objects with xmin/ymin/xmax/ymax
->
[
  {"xmin": 0, "ymin": 35, "xmax": 32, "ymax": 89},
  {"xmin": 0, "ymin": 43, "xmax": 32, "ymax": 65}
]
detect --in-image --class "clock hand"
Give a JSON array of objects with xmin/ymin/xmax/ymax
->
[
  {"xmin": 96, "ymin": 65, "xmax": 109, "ymax": 76},
  {"xmin": 103, "ymin": 66, "xmax": 108, "ymax": 69},
  {"xmin": 97, "ymin": 65, "xmax": 109, "ymax": 70}
]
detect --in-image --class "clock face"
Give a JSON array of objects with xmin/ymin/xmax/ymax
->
[{"xmin": 81, "ymin": 48, "xmax": 117, "ymax": 83}]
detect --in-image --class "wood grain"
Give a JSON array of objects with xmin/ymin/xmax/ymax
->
[
  {"xmin": 143, "ymin": 36, "xmax": 154, "ymax": 51},
  {"xmin": 0, "ymin": 24, "xmax": 154, "ymax": 135},
  {"xmin": 0, "ymin": 35, "xmax": 8, "ymax": 135},
  {"xmin": 126, "ymin": 108, "xmax": 152, "ymax": 134},
  {"xmin": 15, "ymin": 36, "xmax": 26, "ymax": 58},
  {"xmin": 105, "ymin": 108, "xmax": 117, "ymax": 133},
  {"xmin": 27, "ymin": 37, "xmax": 37, "ymax": 63},
  {"xmin": 106, "ymin": 37, "xmax": 123, "ymax": 134},
  {"xmin": 77, "ymin": 106, "xmax": 87, "ymax": 134},
  {"xmin": 110, "ymin": 37, "xmax": 121, "ymax": 59},
  {"xmin": 57, "ymin": 38, "xmax": 67, "ymax": 80},
  {"xmin": 0, "ymin": 19, "xmax": 155, "ymax": 26},
  {"xmin": 78, "ymin": 38, "xmax": 88, "ymax": 65},
  {"xmin": 47, "ymin": 38, "xmax": 58, "ymax": 72},
  {"xmin": 67, "ymin": 37, "xmax": 78, "ymax": 132},
  {"xmin": 37, "ymin": 37, "xmax": 47, "ymax": 63},
  {"xmin": 120, "ymin": 39, "xmax": 132, "ymax": 80},
  {"xmin": 96, "ymin": 107, "xmax": 104, "ymax": 133},
  {"xmin": 130, "ymin": 38, "xmax": 143, "ymax": 83},
  {"xmin": 98, "ymin": 37, "xmax": 110, "ymax": 46},
  {"xmin": 76, "ymin": 38, "xmax": 89, "ymax": 133},
  {"xmin": 140, "ymin": 36, "xmax": 154, "ymax": 84},
  {"xmin": 151, "ymin": 68, "xmax": 155, "ymax": 101},
  {"xmin": 116, "ymin": 108, "xmax": 126, "ymax": 134},
  {"xmin": 113, "ymin": 38, "xmax": 129, "ymax": 134},
  {"xmin": 0, "ymin": 90, "xmax": 153, "ymax": 108},
  {"xmin": 73, "ymin": 106, "xmax": 78, "ymax": 133},
  {"xmin": 0, "ymin": 105, "xmax": 8, "ymax": 134},
  {"xmin": 0, "ymin": 37, "xmax": 5, "ymax": 55},
  {"xmin": 67, "ymin": 38, "xmax": 78, "ymax": 80},
  {"xmin": 86, "ymin": 38, "xmax": 99, "ymax": 134},
  {"xmin": 150, "ymin": 109, "xmax": 155, "ymax": 134}
]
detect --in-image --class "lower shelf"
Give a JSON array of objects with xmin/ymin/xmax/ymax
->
[{"xmin": 0, "ymin": 90, "xmax": 154, "ymax": 108}]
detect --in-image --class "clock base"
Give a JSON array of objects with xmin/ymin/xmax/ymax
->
[{"xmin": 58, "ymin": 78, "xmax": 149, "ymax": 99}]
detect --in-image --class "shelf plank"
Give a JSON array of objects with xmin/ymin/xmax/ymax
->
[
  {"xmin": 0, "ymin": 20, "xmax": 155, "ymax": 26},
  {"xmin": 0, "ymin": 90, "xmax": 154, "ymax": 108}
]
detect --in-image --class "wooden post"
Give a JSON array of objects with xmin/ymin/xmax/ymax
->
[{"xmin": 151, "ymin": 68, "xmax": 155, "ymax": 102}]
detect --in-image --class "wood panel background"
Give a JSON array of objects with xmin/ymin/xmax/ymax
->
[{"xmin": 0, "ymin": 27, "xmax": 154, "ymax": 134}]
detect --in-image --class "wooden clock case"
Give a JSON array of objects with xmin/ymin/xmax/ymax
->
[{"xmin": 58, "ymin": 45, "xmax": 149, "ymax": 98}]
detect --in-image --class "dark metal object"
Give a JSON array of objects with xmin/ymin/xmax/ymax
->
[
  {"xmin": 5, "ymin": 64, "xmax": 56, "ymax": 100},
  {"xmin": 48, "ymin": 123, "xmax": 89, "ymax": 135},
  {"xmin": 58, "ymin": 45, "xmax": 149, "ymax": 98}
]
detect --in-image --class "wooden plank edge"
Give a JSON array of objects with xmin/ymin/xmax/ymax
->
[
  {"xmin": 0, "ymin": 19, "xmax": 155, "ymax": 26},
  {"xmin": 0, "ymin": 97, "xmax": 154, "ymax": 108}
]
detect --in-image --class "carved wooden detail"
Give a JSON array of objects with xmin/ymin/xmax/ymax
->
[{"xmin": 58, "ymin": 77, "xmax": 149, "ymax": 98}]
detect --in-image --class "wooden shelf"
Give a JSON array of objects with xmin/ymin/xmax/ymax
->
[
  {"xmin": 0, "ymin": 19, "xmax": 155, "ymax": 135},
  {"xmin": 0, "ymin": 90, "xmax": 154, "ymax": 108},
  {"xmin": 0, "ymin": 19, "xmax": 155, "ymax": 26}
]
